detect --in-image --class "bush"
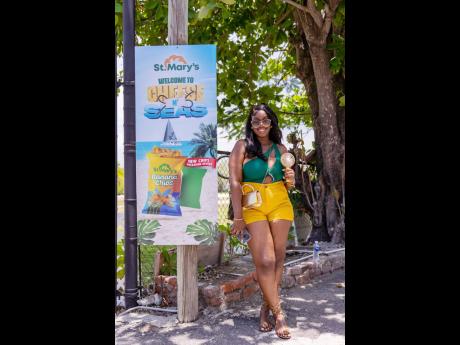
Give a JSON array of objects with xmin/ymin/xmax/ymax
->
[{"xmin": 117, "ymin": 165, "xmax": 124, "ymax": 195}]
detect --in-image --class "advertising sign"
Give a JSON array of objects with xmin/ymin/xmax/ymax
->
[{"xmin": 135, "ymin": 45, "xmax": 218, "ymax": 245}]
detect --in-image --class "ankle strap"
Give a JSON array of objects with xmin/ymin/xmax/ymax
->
[{"xmin": 269, "ymin": 302, "xmax": 285, "ymax": 317}]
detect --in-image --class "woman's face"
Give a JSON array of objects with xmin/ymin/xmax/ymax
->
[{"xmin": 251, "ymin": 110, "xmax": 272, "ymax": 139}]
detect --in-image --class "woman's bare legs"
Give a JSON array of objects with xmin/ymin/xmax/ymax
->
[
  {"xmin": 269, "ymin": 219, "xmax": 292, "ymax": 339},
  {"xmin": 246, "ymin": 220, "xmax": 278, "ymax": 331},
  {"xmin": 270, "ymin": 220, "xmax": 292, "ymax": 289}
]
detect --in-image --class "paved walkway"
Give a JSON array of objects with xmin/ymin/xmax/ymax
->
[{"xmin": 115, "ymin": 268, "xmax": 345, "ymax": 345}]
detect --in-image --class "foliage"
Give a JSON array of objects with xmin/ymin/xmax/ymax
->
[
  {"xmin": 117, "ymin": 164, "xmax": 124, "ymax": 195},
  {"xmin": 159, "ymin": 246, "xmax": 177, "ymax": 276},
  {"xmin": 114, "ymin": 0, "xmax": 346, "ymax": 138},
  {"xmin": 139, "ymin": 245, "xmax": 177, "ymax": 286},
  {"xmin": 218, "ymin": 222, "xmax": 249, "ymax": 259},
  {"xmin": 288, "ymin": 188, "xmax": 305, "ymax": 217},
  {"xmin": 117, "ymin": 239, "xmax": 125, "ymax": 280}
]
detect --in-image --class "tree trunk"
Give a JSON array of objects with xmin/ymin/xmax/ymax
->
[
  {"xmin": 309, "ymin": 44, "xmax": 344, "ymax": 243},
  {"xmin": 291, "ymin": 4, "xmax": 345, "ymax": 244}
]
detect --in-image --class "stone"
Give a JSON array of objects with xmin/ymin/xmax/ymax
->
[
  {"xmin": 220, "ymin": 282, "xmax": 235, "ymax": 294},
  {"xmin": 205, "ymin": 295, "xmax": 224, "ymax": 307},
  {"xmin": 295, "ymin": 272, "xmax": 311, "ymax": 285},
  {"xmin": 224, "ymin": 291, "xmax": 241, "ymax": 303},
  {"xmin": 242, "ymin": 283, "xmax": 260, "ymax": 299},
  {"xmin": 321, "ymin": 261, "xmax": 333, "ymax": 274},
  {"xmin": 233, "ymin": 274, "xmax": 254, "ymax": 290},
  {"xmin": 202, "ymin": 285, "xmax": 220, "ymax": 299},
  {"xmin": 164, "ymin": 276, "xmax": 177, "ymax": 286},
  {"xmin": 285, "ymin": 266, "xmax": 302, "ymax": 276},
  {"xmin": 303, "ymin": 261, "xmax": 315, "ymax": 271},
  {"xmin": 281, "ymin": 274, "xmax": 296, "ymax": 288}
]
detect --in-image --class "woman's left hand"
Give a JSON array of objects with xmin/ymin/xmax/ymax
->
[{"xmin": 283, "ymin": 167, "xmax": 295, "ymax": 187}]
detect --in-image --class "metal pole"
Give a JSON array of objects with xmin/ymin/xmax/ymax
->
[
  {"xmin": 123, "ymin": 0, "xmax": 138, "ymax": 309},
  {"xmin": 115, "ymin": 30, "xmax": 118, "ymax": 310}
]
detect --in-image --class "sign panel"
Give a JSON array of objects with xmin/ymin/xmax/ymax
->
[{"xmin": 135, "ymin": 45, "xmax": 218, "ymax": 245}]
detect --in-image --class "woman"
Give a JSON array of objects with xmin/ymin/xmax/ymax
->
[{"xmin": 229, "ymin": 104, "xmax": 295, "ymax": 340}]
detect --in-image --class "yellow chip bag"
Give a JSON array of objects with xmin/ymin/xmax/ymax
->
[{"xmin": 142, "ymin": 151, "xmax": 187, "ymax": 216}]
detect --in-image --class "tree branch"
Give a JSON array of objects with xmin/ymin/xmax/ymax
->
[
  {"xmin": 305, "ymin": 0, "xmax": 324, "ymax": 30},
  {"xmin": 320, "ymin": 0, "xmax": 341, "ymax": 44},
  {"xmin": 275, "ymin": 7, "xmax": 294, "ymax": 25},
  {"xmin": 279, "ymin": 111, "xmax": 311, "ymax": 115},
  {"xmin": 293, "ymin": 9, "xmax": 319, "ymax": 45},
  {"xmin": 282, "ymin": 0, "xmax": 309, "ymax": 12},
  {"xmin": 320, "ymin": 4, "xmax": 333, "ymax": 44},
  {"xmin": 282, "ymin": 0, "xmax": 323, "ymax": 30}
]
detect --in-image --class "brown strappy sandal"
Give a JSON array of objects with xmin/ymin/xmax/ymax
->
[
  {"xmin": 259, "ymin": 295, "xmax": 274, "ymax": 332},
  {"xmin": 269, "ymin": 302, "xmax": 291, "ymax": 340}
]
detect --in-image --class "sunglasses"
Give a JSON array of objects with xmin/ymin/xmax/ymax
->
[{"xmin": 251, "ymin": 118, "xmax": 271, "ymax": 128}]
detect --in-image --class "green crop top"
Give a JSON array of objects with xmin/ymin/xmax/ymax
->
[{"xmin": 242, "ymin": 143, "xmax": 284, "ymax": 183}]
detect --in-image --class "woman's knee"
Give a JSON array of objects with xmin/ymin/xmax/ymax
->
[
  {"xmin": 275, "ymin": 255, "xmax": 285, "ymax": 268},
  {"xmin": 275, "ymin": 249, "xmax": 286, "ymax": 266},
  {"xmin": 257, "ymin": 256, "xmax": 276, "ymax": 270}
]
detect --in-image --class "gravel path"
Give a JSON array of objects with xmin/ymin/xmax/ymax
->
[{"xmin": 115, "ymin": 268, "xmax": 345, "ymax": 345}]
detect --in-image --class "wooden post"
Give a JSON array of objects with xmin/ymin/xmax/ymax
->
[{"xmin": 168, "ymin": 0, "xmax": 198, "ymax": 323}]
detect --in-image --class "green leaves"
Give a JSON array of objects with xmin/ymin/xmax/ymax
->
[
  {"xmin": 117, "ymin": 239, "xmax": 125, "ymax": 280},
  {"xmin": 117, "ymin": 166, "xmax": 124, "ymax": 195},
  {"xmin": 159, "ymin": 247, "xmax": 177, "ymax": 275},
  {"xmin": 115, "ymin": 2, "xmax": 122, "ymax": 13},
  {"xmin": 327, "ymin": 34, "xmax": 345, "ymax": 76},
  {"xmin": 198, "ymin": 1, "xmax": 217, "ymax": 20},
  {"xmin": 145, "ymin": 0, "xmax": 158, "ymax": 10},
  {"xmin": 339, "ymin": 95, "xmax": 345, "ymax": 107},
  {"xmin": 137, "ymin": 219, "xmax": 161, "ymax": 245},
  {"xmin": 186, "ymin": 219, "xmax": 220, "ymax": 245},
  {"xmin": 115, "ymin": 0, "xmax": 344, "ymax": 141}
]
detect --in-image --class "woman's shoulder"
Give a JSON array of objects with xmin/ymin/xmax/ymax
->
[
  {"xmin": 234, "ymin": 139, "xmax": 247, "ymax": 150},
  {"xmin": 231, "ymin": 139, "xmax": 246, "ymax": 155}
]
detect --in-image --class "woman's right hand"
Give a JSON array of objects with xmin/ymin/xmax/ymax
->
[{"xmin": 231, "ymin": 218, "xmax": 246, "ymax": 237}]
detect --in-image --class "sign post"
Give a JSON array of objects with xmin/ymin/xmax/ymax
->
[{"xmin": 168, "ymin": 0, "xmax": 198, "ymax": 323}]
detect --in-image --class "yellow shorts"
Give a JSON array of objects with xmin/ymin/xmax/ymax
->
[{"xmin": 241, "ymin": 181, "xmax": 294, "ymax": 225}]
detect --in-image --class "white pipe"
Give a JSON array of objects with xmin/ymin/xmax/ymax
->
[
  {"xmin": 117, "ymin": 306, "xmax": 177, "ymax": 317},
  {"xmin": 284, "ymin": 248, "xmax": 345, "ymax": 267}
]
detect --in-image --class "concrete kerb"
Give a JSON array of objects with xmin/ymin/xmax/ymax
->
[{"xmin": 149, "ymin": 250, "xmax": 345, "ymax": 311}]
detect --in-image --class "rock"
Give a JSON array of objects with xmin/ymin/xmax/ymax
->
[
  {"xmin": 137, "ymin": 295, "xmax": 156, "ymax": 306},
  {"xmin": 153, "ymin": 293, "xmax": 162, "ymax": 306},
  {"xmin": 116, "ymin": 296, "xmax": 125, "ymax": 308}
]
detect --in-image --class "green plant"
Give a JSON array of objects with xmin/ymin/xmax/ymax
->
[
  {"xmin": 218, "ymin": 222, "xmax": 249, "ymax": 259},
  {"xmin": 117, "ymin": 164, "xmax": 124, "ymax": 195},
  {"xmin": 288, "ymin": 225, "xmax": 296, "ymax": 242},
  {"xmin": 288, "ymin": 188, "xmax": 306, "ymax": 217},
  {"xmin": 116, "ymin": 239, "xmax": 125, "ymax": 280},
  {"xmin": 159, "ymin": 246, "xmax": 177, "ymax": 276}
]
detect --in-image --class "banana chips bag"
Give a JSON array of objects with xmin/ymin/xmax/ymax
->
[{"xmin": 142, "ymin": 147, "xmax": 187, "ymax": 216}]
